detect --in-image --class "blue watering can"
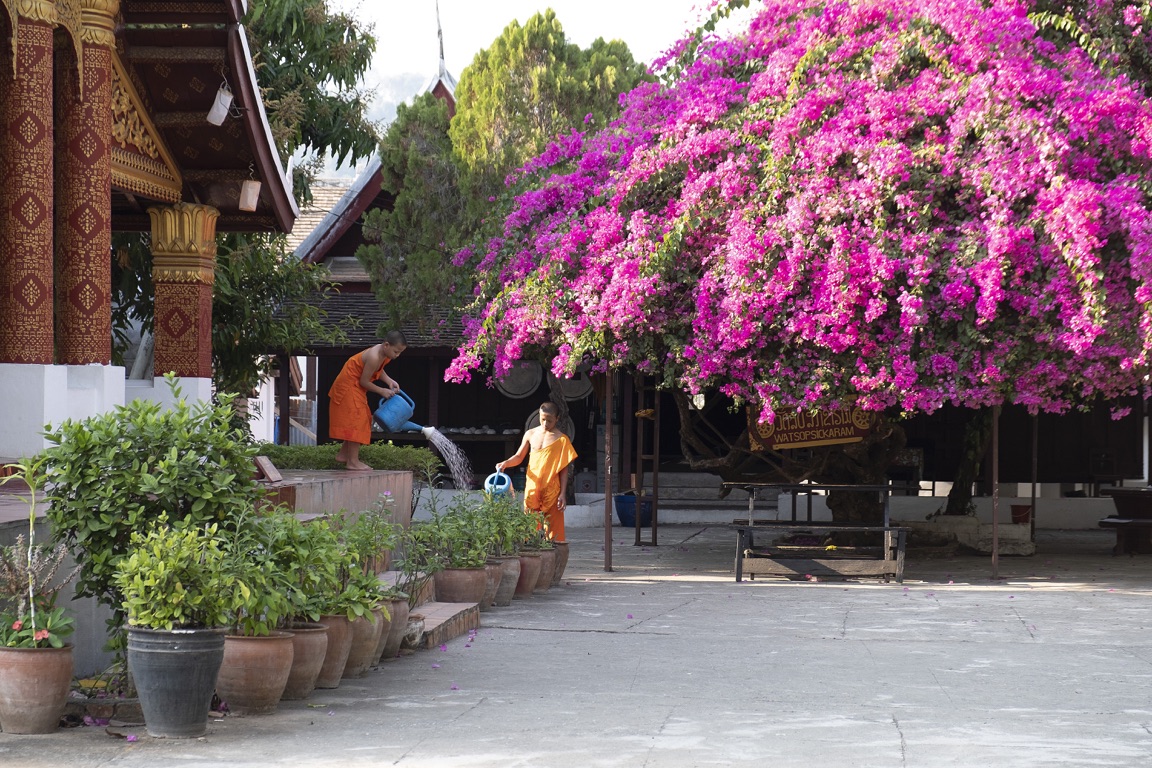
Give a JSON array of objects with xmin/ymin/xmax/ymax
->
[
  {"xmin": 373, "ymin": 390, "xmax": 423, "ymax": 432},
  {"xmin": 483, "ymin": 471, "xmax": 512, "ymax": 496}
]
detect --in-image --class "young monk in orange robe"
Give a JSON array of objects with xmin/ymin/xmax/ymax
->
[
  {"xmin": 496, "ymin": 401, "xmax": 578, "ymax": 542},
  {"xmin": 328, "ymin": 330, "xmax": 406, "ymax": 470}
]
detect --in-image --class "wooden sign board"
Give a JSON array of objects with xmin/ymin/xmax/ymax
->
[{"xmin": 749, "ymin": 406, "xmax": 873, "ymax": 451}]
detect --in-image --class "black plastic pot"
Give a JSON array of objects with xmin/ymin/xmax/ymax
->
[{"xmin": 127, "ymin": 626, "xmax": 226, "ymax": 738}]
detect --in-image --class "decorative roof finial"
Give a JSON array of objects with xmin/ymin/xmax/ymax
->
[{"xmin": 437, "ymin": 0, "xmax": 447, "ymax": 79}]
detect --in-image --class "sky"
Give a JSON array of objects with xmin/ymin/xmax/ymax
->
[{"xmin": 319, "ymin": 0, "xmax": 730, "ymax": 176}]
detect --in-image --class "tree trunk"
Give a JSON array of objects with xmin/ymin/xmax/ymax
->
[{"xmin": 945, "ymin": 408, "xmax": 993, "ymax": 515}]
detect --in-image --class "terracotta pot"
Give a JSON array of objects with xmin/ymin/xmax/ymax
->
[
  {"xmin": 434, "ymin": 567, "xmax": 487, "ymax": 603},
  {"xmin": 479, "ymin": 560, "xmax": 503, "ymax": 611},
  {"xmin": 215, "ymin": 631, "xmax": 295, "ymax": 715},
  {"xmin": 314, "ymin": 615, "xmax": 353, "ymax": 688},
  {"xmin": 514, "ymin": 552, "xmax": 542, "ymax": 597},
  {"xmin": 533, "ymin": 549, "xmax": 557, "ymax": 592},
  {"xmin": 0, "ymin": 645, "xmax": 73, "ymax": 734},
  {"xmin": 343, "ymin": 612, "xmax": 385, "ymax": 678},
  {"xmin": 370, "ymin": 607, "xmax": 394, "ymax": 665},
  {"xmin": 281, "ymin": 622, "xmax": 328, "ymax": 700},
  {"xmin": 550, "ymin": 541, "xmax": 570, "ymax": 586},
  {"xmin": 380, "ymin": 598, "xmax": 410, "ymax": 661},
  {"xmin": 492, "ymin": 556, "xmax": 521, "ymax": 607}
]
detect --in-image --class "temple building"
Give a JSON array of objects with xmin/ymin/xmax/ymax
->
[{"xmin": 0, "ymin": 0, "xmax": 297, "ymax": 458}]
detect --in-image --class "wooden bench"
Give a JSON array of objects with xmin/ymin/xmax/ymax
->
[
  {"xmin": 732, "ymin": 522, "xmax": 908, "ymax": 583},
  {"xmin": 1099, "ymin": 487, "xmax": 1152, "ymax": 555},
  {"xmin": 722, "ymin": 482, "xmax": 908, "ymax": 583},
  {"xmin": 1098, "ymin": 517, "xmax": 1152, "ymax": 555}
]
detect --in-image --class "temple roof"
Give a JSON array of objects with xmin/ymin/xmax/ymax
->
[{"xmin": 112, "ymin": 0, "xmax": 298, "ymax": 233}]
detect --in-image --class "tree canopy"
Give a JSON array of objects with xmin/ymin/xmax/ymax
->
[
  {"xmin": 358, "ymin": 93, "xmax": 468, "ymax": 336},
  {"xmin": 356, "ymin": 10, "xmax": 650, "ymax": 331},
  {"xmin": 449, "ymin": 10, "xmax": 650, "ymax": 222},
  {"xmin": 446, "ymin": 0, "xmax": 1152, "ymax": 426},
  {"xmin": 245, "ymin": 0, "xmax": 380, "ymax": 183}
]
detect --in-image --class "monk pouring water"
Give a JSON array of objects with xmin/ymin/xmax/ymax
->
[
  {"xmin": 328, "ymin": 330, "xmax": 406, "ymax": 470},
  {"xmin": 496, "ymin": 401, "xmax": 578, "ymax": 543}
]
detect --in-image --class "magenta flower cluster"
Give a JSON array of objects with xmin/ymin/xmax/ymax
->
[{"xmin": 447, "ymin": 0, "xmax": 1152, "ymax": 423}]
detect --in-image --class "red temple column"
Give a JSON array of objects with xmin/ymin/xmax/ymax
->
[
  {"xmin": 0, "ymin": 3, "xmax": 58, "ymax": 364},
  {"xmin": 148, "ymin": 203, "xmax": 220, "ymax": 380},
  {"xmin": 54, "ymin": 0, "xmax": 119, "ymax": 365}
]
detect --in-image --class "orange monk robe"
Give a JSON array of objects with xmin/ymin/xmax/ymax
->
[
  {"xmin": 524, "ymin": 434, "xmax": 578, "ymax": 542},
  {"xmin": 328, "ymin": 352, "xmax": 390, "ymax": 445}
]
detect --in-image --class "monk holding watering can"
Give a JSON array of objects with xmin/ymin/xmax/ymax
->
[{"xmin": 496, "ymin": 401, "xmax": 578, "ymax": 542}]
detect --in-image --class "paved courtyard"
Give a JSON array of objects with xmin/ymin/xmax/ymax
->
[{"xmin": 2, "ymin": 525, "xmax": 1151, "ymax": 767}]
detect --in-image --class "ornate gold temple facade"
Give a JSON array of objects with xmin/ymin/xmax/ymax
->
[{"xmin": 0, "ymin": 0, "xmax": 295, "ymax": 386}]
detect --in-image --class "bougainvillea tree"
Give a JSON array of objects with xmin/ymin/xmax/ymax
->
[{"xmin": 449, "ymin": 0, "xmax": 1152, "ymax": 434}]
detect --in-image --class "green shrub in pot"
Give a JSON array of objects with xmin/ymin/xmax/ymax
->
[
  {"xmin": 215, "ymin": 509, "xmax": 294, "ymax": 637},
  {"xmin": 261, "ymin": 511, "xmax": 342, "ymax": 625},
  {"xmin": 113, "ymin": 517, "xmax": 235, "ymax": 739},
  {"xmin": 114, "ymin": 519, "xmax": 232, "ymax": 631},
  {"xmin": 43, "ymin": 375, "xmax": 264, "ymax": 639}
]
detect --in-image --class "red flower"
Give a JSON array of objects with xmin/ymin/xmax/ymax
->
[
  {"xmin": 33, "ymin": 629, "xmax": 50, "ymax": 642},
  {"xmin": 11, "ymin": 620, "xmax": 22, "ymax": 631}
]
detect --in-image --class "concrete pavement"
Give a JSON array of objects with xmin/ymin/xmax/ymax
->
[{"xmin": 2, "ymin": 525, "xmax": 1152, "ymax": 767}]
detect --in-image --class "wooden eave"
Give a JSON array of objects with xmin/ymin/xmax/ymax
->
[{"xmin": 112, "ymin": 0, "xmax": 298, "ymax": 234}]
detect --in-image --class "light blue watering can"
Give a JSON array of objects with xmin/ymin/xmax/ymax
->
[
  {"xmin": 373, "ymin": 390, "xmax": 423, "ymax": 432},
  {"xmin": 483, "ymin": 471, "xmax": 512, "ymax": 496}
]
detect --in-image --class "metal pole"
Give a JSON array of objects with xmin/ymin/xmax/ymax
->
[
  {"xmin": 603, "ymin": 371, "xmax": 614, "ymax": 572},
  {"xmin": 1036, "ymin": 414, "xmax": 1046, "ymax": 541},
  {"xmin": 991, "ymin": 405, "xmax": 1000, "ymax": 579}
]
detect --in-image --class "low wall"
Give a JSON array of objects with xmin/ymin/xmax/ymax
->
[
  {"xmin": 414, "ymin": 490, "xmax": 1120, "ymax": 532},
  {"xmin": 274, "ymin": 469, "xmax": 413, "ymax": 526}
]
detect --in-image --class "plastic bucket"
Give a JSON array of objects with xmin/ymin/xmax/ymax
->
[{"xmin": 614, "ymin": 495, "xmax": 653, "ymax": 527}]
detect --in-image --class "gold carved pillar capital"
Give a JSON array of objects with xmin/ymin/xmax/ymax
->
[
  {"xmin": 79, "ymin": 0, "xmax": 118, "ymax": 48},
  {"xmin": 147, "ymin": 202, "xmax": 221, "ymax": 285},
  {"xmin": 13, "ymin": 0, "xmax": 58, "ymax": 23},
  {"xmin": 149, "ymin": 202, "xmax": 219, "ymax": 379}
]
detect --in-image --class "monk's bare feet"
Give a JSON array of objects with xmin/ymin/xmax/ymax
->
[
  {"xmin": 335, "ymin": 450, "xmax": 349, "ymax": 463},
  {"xmin": 346, "ymin": 461, "xmax": 372, "ymax": 471}
]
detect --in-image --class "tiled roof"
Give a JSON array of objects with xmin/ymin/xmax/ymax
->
[
  {"xmin": 293, "ymin": 291, "xmax": 465, "ymax": 353},
  {"xmin": 284, "ymin": 179, "xmax": 356, "ymax": 254}
]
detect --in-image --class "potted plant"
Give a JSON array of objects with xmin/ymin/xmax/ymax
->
[
  {"xmin": 310, "ymin": 518, "xmax": 388, "ymax": 687},
  {"xmin": 336, "ymin": 496, "xmax": 404, "ymax": 665},
  {"xmin": 261, "ymin": 510, "xmax": 338, "ymax": 700},
  {"xmin": 420, "ymin": 496, "xmax": 491, "ymax": 604},
  {"xmin": 213, "ymin": 509, "xmax": 296, "ymax": 715},
  {"xmin": 334, "ymin": 504, "xmax": 401, "ymax": 677},
  {"xmin": 0, "ymin": 458, "xmax": 79, "ymax": 734},
  {"xmin": 520, "ymin": 513, "xmax": 558, "ymax": 593},
  {"xmin": 481, "ymin": 491, "xmax": 527, "ymax": 607},
  {"xmin": 42, "ymin": 375, "xmax": 265, "ymax": 650},
  {"xmin": 114, "ymin": 518, "xmax": 233, "ymax": 738}
]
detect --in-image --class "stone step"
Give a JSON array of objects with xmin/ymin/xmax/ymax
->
[{"xmin": 413, "ymin": 601, "xmax": 480, "ymax": 649}]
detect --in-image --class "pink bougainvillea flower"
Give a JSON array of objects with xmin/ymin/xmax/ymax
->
[{"xmin": 448, "ymin": 0, "xmax": 1152, "ymax": 422}]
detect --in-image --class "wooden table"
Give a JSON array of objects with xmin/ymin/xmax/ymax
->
[{"xmin": 722, "ymin": 483, "xmax": 908, "ymax": 583}]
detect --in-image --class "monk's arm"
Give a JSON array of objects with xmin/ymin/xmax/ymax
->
[
  {"xmin": 557, "ymin": 464, "xmax": 571, "ymax": 509},
  {"xmin": 496, "ymin": 434, "xmax": 531, "ymax": 471}
]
